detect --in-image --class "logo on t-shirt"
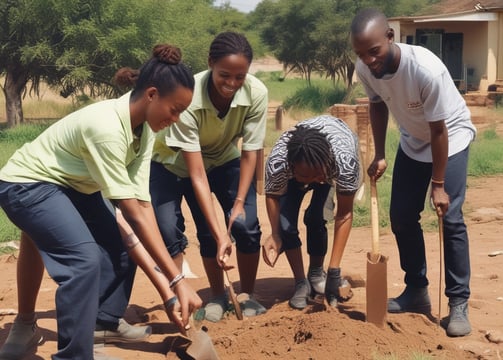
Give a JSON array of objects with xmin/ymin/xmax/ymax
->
[{"xmin": 407, "ymin": 101, "xmax": 422, "ymax": 110}]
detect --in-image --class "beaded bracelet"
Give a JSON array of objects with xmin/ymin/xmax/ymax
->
[{"xmin": 169, "ymin": 273, "xmax": 185, "ymax": 289}]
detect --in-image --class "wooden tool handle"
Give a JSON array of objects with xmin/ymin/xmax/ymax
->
[
  {"xmin": 370, "ymin": 179, "xmax": 379, "ymax": 255},
  {"xmin": 224, "ymin": 270, "xmax": 243, "ymax": 320}
]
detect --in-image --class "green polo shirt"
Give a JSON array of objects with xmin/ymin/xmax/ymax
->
[
  {"xmin": 152, "ymin": 70, "xmax": 268, "ymax": 178},
  {"xmin": 0, "ymin": 92, "xmax": 154, "ymax": 201}
]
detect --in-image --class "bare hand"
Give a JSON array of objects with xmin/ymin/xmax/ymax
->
[
  {"xmin": 430, "ymin": 184, "xmax": 450, "ymax": 217},
  {"xmin": 262, "ymin": 233, "xmax": 282, "ymax": 267},
  {"xmin": 216, "ymin": 233, "xmax": 233, "ymax": 269},
  {"xmin": 367, "ymin": 157, "xmax": 387, "ymax": 181},
  {"xmin": 171, "ymin": 280, "xmax": 202, "ymax": 330}
]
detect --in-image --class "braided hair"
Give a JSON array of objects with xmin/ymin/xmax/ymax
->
[
  {"xmin": 287, "ymin": 125, "xmax": 333, "ymax": 175},
  {"xmin": 114, "ymin": 44, "xmax": 194, "ymax": 100},
  {"xmin": 209, "ymin": 31, "xmax": 253, "ymax": 64}
]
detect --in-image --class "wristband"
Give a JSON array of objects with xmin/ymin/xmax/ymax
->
[
  {"xmin": 431, "ymin": 179, "xmax": 445, "ymax": 185},
  {"xmin": 169, "ymin": 273, "xmax": 185, "ymax": 289},
  {"xmin": 164, "ymin": 296, "xmax": 178, "ymax": 309},
  {"xmin": 235, "ymin": 197, "xmax": 244, "ymax": 203}
]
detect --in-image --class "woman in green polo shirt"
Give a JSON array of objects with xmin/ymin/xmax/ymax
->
[
  {"xmin": 0, "ymin": 44, "xmax": 201, "ymax": 360},
  {"xmin": 150, "ymin": 31, "xmax": 268, "ymax": 322}
]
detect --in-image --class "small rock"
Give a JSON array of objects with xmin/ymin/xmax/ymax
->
[{"xmin": 485, "ymin": 330, "xmax": 503, "ymax": 344}]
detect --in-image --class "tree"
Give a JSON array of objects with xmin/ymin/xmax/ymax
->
[{"xmin": 0, "ymin": 0, "xmax": 245, "ymax": 127}]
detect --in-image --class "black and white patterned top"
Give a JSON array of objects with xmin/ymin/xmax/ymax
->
[{"xmin": 265, "ymin": 115, "xmax": 361, "ymax": 196}]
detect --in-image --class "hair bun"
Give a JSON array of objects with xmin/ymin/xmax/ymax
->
[{"xmin": 153, "ymin": 44, "xmax": 182, "ymax": 65}]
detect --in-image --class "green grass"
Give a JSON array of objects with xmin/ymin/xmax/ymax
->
[
  {"xmin": 373, "ymin": 352, "xmax": 436, "ymax": 360},
  {"xmin": 468, "ymin": 128, "xmax": 503, "ymax": 176},
  {"xmin": 0, "ymin": 121, "xmax": 55, "ymax": 242}
]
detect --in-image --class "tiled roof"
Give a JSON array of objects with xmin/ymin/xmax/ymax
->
[{"xmin": 419, "ymin": 0, "xmax": 503, "ymax": 15}]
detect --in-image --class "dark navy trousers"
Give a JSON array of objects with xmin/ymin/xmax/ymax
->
[
  {"xmin": 389, "ymin": 146, "xmax": 471, "ymax": 303},
  {"xmin": 278, "ymin": 179, "xmax": 332, "ymax": 257},
  {"xmin": 0, "ymin": 181, "xmax": 135, "ymax": 360}
]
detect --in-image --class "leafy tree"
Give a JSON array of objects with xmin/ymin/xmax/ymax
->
[{"xmin": 0, "ymin": 0, "xmax": 255, "ymax": 127}]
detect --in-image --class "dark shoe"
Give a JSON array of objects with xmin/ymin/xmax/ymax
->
[
  {"xmin": 446, "ymin": 301, "xmax": 471, "ymax": 337},
  {"xmin": 388, "ymin": 286, "xmax": 431, "ymax": 314},
  {"xmin": 94, "ymin": 318, "xmax": 151, "ymax": 344},
  {"xmin": 307, "ymin": 266, "xmax": 326, "ymax": 295},
  {"xmin": 325, "ymin": 267, "xmax": 342, "ymax": 307},
  {"xmin": 0, "ymin": 317, "xmax": 43, "ymax": 360},
  {"xmin": 289, "ymin": 279, "xmax": 311, "ymax": 310}
]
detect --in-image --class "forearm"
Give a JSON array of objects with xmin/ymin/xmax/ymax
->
[
  {"xmin": 327, "ymin": 194, "xmax": 355, "ymax": 268},
  {"xmin": 429, "ymin": 121, "xmax": 448, "ymax": 182},
  {"xmin": 265, "ymin": 195, "xmax": 281, "ymax": 234},
  {"xmin": 116, "ymin": 208, "xmax": 175, "ymax": 302},
  {"xmin": 369, "ymin": 101, "xmax": 389, "ymax": 158},
  {"xmin": 117, "ymin": 198, "xmax": 181, "ymax": 281},
  {"xmin": 236, "ymin": 150, "xmax": 257, "ymax": 201}
]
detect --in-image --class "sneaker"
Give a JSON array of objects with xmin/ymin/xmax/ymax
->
[
  {"xmin": 0, "ymin": 317, "xmax": 43, "ymax": 360},
  {"xmin": 307, "ymin": 266, "xmax": 326, "ymax": 295},
  {"xmin": 204, "ymin": 294, "xmax": 229, "ymax": 322},
  {"xmin": 388, "ymin": 286, "xmax": 431, "ymax": 314},
  {"xmin": 94, "ymin": 318, "xmax": 151, "ymax": 344},
  {"xmin": 289, "ymin": 279, "xmax": 311, "ymax": 310},
  {"xmin": 93, "ymin": 345, "xmax": 123, "ymax": 360},
  {"xmin": 446, "ymin": 301, "xmax": 471, "ymax": 337},
  {"xmin": 236, "ymin": 293, "xmax": 267, "ymax": 317}
]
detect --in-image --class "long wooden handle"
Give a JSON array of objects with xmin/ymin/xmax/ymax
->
[
  {"xmin": 224, "ymin": 270, "xmax": 243, "ymax": 320},
  {"xmin": 370, "ymin": 179, "xmax": 379, "ymax": 255}
]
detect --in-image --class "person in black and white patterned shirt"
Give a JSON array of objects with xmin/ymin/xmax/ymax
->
[{"xmin": 263, "ymin": 115, "xmax": 361, "ymax": 309}]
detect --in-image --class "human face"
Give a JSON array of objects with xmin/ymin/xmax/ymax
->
[
  {"xmin": 209, "ymin": 54, "xmax": 250, "ymax": 101},
  {"xmin": 292, "ymin": 161, "xmax": 326, "ymax": 185},
  {"xmin": 145, "ymin": 86, "xmax": 193, "ymax": 132},
  {"xmin": 351, "ymin": 24, "xmax": 397, "ymax": 79}
]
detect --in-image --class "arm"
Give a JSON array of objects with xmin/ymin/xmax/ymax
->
[
  {"xmin": 263, "ymin": 194, "xmax": 282, "ymax": 267},
  {"xmin": 429, "ymin": 120, "xmax": 450, "ymax": 216},
  {"xmin": 227, "ymin": 149, "xmax": 257, "ymax": 231},
  {"xmin": 116, "ymin": 198, "xmax": 202, "ymax": 329},
  {"xmin": 327, "ymin": 193, "xmax": 355, "ymax": 268},
  {"xmin": 368, "ymin": 101, "xmax": 389, "ymax": 180},
  {"xmin": 182, "ymin": 151, "xmax": 233, "ymax": 267},
  {"xmin": 115, "ymin": 208, "xmax": 188, "ymax": 331}
]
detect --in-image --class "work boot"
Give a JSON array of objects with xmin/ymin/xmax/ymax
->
[
  {"xmin": 388, "ymin": 286, "xmax": 431, "ymax": 314},
  {"xmin": 289, "ymin": 279, "xmax": 311, "ymax": 310},
  {"xmin": 446, "ymin": 300, "xmax": 471, "ymax": 337},
  {"xmin": 94, "ymin": 318, "xmax": 151, "ymax": 344},
  {"xmin": 307, "ymin": 266, "xmax": 326, "ymax": 295},
  {"xmin": 0, "ymin": 316, "xmax": 43, "ymax": 360}
]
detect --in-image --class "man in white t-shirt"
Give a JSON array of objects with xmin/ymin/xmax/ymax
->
[{"xmin": 351, "ymin": 8, "xmax": 476, "ymax": 337}]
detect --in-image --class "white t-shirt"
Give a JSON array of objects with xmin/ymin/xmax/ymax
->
[{"xmin": 356, "ymin": 43, "xmax": 476, "ymax": 162}]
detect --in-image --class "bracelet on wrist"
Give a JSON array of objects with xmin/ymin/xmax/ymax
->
[
  {"xmin": 164, "ymin": 295, "xmax": 178, "ymax": 309},
  {"xmin": 169, "ymin": 273, "xmax": 185, "ymax": 289},
  {"xmin": 235, "ymin": 197, "xmax": 244, "ymax": 203},
  {"xmin": 431, "ymin": 179, "xmax": 445, "ymax": 185}
]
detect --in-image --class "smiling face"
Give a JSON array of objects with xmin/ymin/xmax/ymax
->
[
  {"xmin": 351, "ymin": 21, "xmax": 398, "ymax": 79},
  {"xmin": 208, "ymin": 53, "xmax": 250, "ymax": 102},
  {"xmin": 145, "ymin": 86, "xmax": 193, "ymax": 132}
]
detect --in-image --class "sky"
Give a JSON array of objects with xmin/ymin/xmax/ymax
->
[{"xmin": 221, "ymin": 0, "xmax": 262, "ymax": 13}]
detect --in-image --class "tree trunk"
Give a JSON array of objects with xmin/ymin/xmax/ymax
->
[{"xmin": 4, "ymin": 64, "xmax": 28, "ymax": 127}]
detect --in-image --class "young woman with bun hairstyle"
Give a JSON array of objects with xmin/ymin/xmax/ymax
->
[{"xmin": 0, "ymin": 44, "xmax": 201, "ymax": 360}]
